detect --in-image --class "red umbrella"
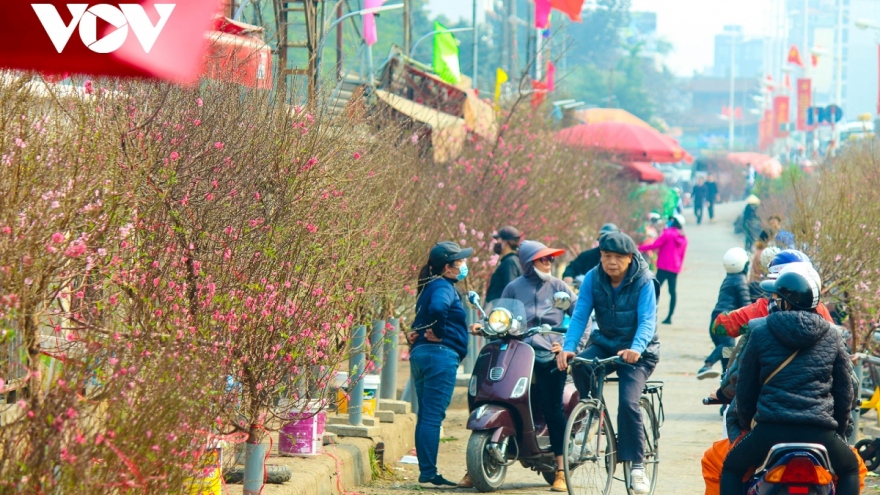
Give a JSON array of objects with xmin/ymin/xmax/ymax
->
[
  {"xmin": 623, "ymin": 162, "xmax": 665, "ymax": 183},
  {"xmin": 1, "ymin": 0, "xmax": 223, "ymax": 84},
  {"xmin": 556, "ymin": 121, "xmax": 692, "ymax": 163}
]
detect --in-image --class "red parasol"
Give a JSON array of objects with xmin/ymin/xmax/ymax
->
[
  {"xmin": 1, "ymin": 0, "xmax": 223, "ymax": 84},
  {"xmin": 556, "ymin": 121, "xmax": 692, "ymax": 164},
  {"xmin": 623, "ymin": 162, "xmax": 665, "ymax": 183}
]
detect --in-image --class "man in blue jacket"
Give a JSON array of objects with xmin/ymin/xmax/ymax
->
[{"xmin": 557, "ymin": 231, "xmax": 659, "ymax": 495}]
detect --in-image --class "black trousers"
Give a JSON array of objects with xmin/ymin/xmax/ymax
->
[
  {"xmin": 707, "ymin": 200, "xmax": 716, "ymax": 220},
  {"xmin": 720, "ymin": 423, "xmax": 860, "ymax": 495},
  {"xmin": 694, "ymin": 200, "xmax": 705, "ymax": 224},
  {"xmin": 656, "ymin": 269, "xmax": 678, "ymax": 320},
  {"xmin": 533, "ymin": 360, "xmax": 567, "ymax": 457}
]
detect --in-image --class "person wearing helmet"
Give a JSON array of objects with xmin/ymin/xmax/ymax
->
[
  {"xmin": 719, "ymin": 269, "xmax": 860, "ymax": 495},
  {"xmin": 700, "ymin": 262, "xmax": 861, "ymax": 495},
  {"xmin": 712, "ymin": 249, "xmax": 830, "ymax": 339},
  {"xmin": 639, "ymin": 214, "xmax": 688, "ymax": 325},
  {"xmin": 562, "ymin": 223, "xmax": 619, "ymax": 285},
  {"xmin": 697, "ymin": 248, "xmax": 751, "ymax": 380}
]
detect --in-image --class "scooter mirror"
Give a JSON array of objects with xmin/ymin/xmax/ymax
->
[
  {"xmin": 467, "ymin": 291, "xmax": 481, "ymax": 307},
  {"xmin": 553, "ymin": 292, "xmax": 572, "ymax": 311}
]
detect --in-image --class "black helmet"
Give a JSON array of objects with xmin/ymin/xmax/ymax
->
[{"xmin": 760, "ymin": 270, "xmax": 819, "ymax": 310}]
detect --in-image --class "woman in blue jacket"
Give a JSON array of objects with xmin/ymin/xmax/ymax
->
[{"xmin": 409, "ymin": 241, "xmax": 476, "ymax": 486}]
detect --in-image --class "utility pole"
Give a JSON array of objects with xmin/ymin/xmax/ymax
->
[
  {"xmin": 728, "ymin": 32, "xmax": 736, "ymax": 150},
  {"xmin": 403, "ymin": 0, "xmax": 411, "ymax": 55},
  {"xmin": 472, "ymin": 0, "xmax": 479, "ymax": 90},
  {"xmin": 802, "ymin": 0, "xmax": 809, "ymax": 153}
]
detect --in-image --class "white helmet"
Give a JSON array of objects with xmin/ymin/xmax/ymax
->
[
  {"xmin": 671, "ymin": 213, "xmax": 686, "ymax": 228},
  {"xmin": 760, "ymin": 246, "xmax": 781, "ymax": 270},
  {"xmin": 722, "ymin": 247, "xmax": 750, "ymax": 274}
]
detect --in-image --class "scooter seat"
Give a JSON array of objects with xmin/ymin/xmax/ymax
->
[{"xmin": 759, "ymin": 443, "xmax": 832, "ymax": 472}]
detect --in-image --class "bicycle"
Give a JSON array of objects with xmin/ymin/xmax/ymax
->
[{"xmin": 562, "ymin": 356, "xmax": 664, "ymax": 495}]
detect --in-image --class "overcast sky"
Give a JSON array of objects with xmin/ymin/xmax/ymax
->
[{"xmin": 426, "ymin": 0, "xmax": 774, "ymax": 76}]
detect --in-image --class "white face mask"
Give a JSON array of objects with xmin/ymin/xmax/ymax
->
[{"xmin": 534, "ymin": 268, "xmax": 552, "ymax": 282}]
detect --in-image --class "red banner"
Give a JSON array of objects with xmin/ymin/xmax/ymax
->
[
  {"xmin": 773, "ymin": 96, "xmax": 790, "ymax": 138},
  {"xmin": 796, "ymin": 78, "xmax": 811, "ymax": 131},
  {"xmin": 759, "ymin": 110, "xmax": 774, "ymax": 150}
]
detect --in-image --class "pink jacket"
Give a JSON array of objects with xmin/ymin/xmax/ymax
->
[{"xmin": 638, "ymin": 227, "xmax": 688, "ymax": 274}]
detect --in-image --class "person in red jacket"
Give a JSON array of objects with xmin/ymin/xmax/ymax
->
[{"xmin": 712, "ymin": 250, "xmax": 827, "ymax": 339}]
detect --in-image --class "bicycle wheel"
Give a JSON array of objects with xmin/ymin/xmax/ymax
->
[
  {"xmin": 564, "ymin": 400, "xmax": 616, "ymax": 495},
  {"xmin": 628, "ymin": 397, "xmax": 659, "ymax": 495}
]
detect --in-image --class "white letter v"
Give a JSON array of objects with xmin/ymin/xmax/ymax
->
[{"xmin": 32, "ymin": 4, "xmax": 88, "ymax": 53}]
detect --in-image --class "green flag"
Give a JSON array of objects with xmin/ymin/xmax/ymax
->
[{"xmin": 433, "ymin": 21, "xmax": 461, "ymax": 84}]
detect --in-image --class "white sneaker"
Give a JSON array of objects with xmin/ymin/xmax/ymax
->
[{"xmin": 630, "ymin": 468, "xmax": 650, "ymax": 494}]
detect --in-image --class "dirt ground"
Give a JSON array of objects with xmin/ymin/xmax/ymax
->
[{"xmin": 359, "ymin": 202, "xmax": 880, "ymax": 495}]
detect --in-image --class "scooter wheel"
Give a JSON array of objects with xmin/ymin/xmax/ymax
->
[
  {"xmin": 855, "ymin": 439, "xmax": 880, "ymax": 472},
  {"xmin": 466, "ymin": 431, "xmax": 508, "ymax": 492}
]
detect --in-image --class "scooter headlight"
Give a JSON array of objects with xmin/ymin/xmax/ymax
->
[
  {"xmin": 510, "ymin": 377, "xmax": 529, "ymax": 399},
  {"xmin": 488, "ymin": 308, "xmax": 513, "ymax": 335},
  {"xmin": 468, "ymin": 375, "xmax": 477, "ymax": 396}
]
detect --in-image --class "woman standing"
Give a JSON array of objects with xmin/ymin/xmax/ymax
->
[
  {"xmin": 409, "ymin": 241, "xmax": 476, "ymax": 486},
  {"xmin": 639, "ymin": 214, "xmax": 688, "ymax": 325}
]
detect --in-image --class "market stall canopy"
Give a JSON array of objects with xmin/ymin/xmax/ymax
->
[
  {"xmin": 573, "ymin": 108, "xmax": 653, "ymax": 128},
  {"xmin": 726, "ymin": 152, "xmax": 783, "ymax": 179},
  {"xmin": 375, "ymin": 89, "xmax": 466, "ymax": 163},
  {"xmin": 1, "ymin": 0, "xmax": 223, "ymax": 84},
  {"xmin": 623, "ymin": 162, "xmax": 665, "ymax": 183},
  {"xmin": 556, "ymin": 121, "xmax": 692, "ymax": 164},
  {"xmin": 203, "ymin": 16, "xmax": 272, "ymax": 89}
]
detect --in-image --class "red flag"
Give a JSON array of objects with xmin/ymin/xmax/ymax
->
[
  {"xmin": 547, "ymin": 62, "xmax": 556, "ymax": 92},
  {"xmin": 1, "ymin": 1, "xmax": 224, "ymax": 84},
  {"xmin": 531, "ymin": 80, "xmax": 548, "ymax": 109},
  {"xmin": 734, "ymin": 107, "xmax": 743, "ymax": 120},
  {"xmin": 535, "ymin": 0, "xmax": 551, "ymax": 28},
  {"xmin": 787, "ymin": 45, "xmax": 804, "ymax": 68},
  {"xmin": 550, "ymin": 0, "xmax": 585, "ymax": 22},
  {"xmin": 721, "ymin": 106, "xmax": 731, "ymax": 118},
  {"xmin": 811, "ymin": 52, "xmax": 819, "ymax": 68},
  {"xmin": 784, "ymin": 73, "xmax": 792, "ymax": 92}
]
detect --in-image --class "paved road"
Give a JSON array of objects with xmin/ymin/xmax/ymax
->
[{"xmin": 363, "ymin": 202, "xmax": 747, "ymax": 494}]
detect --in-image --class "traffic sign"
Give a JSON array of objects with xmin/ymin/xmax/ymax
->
[{"xmin": 806, "ymin": 105, "xmax": 844, "ymax": 126}]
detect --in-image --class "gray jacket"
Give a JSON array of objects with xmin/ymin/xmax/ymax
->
[{"xmin": 501, "ymin": 241, "xmax": 577, "ymax": 362}]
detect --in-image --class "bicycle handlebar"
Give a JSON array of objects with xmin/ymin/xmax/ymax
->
[
  {"xmin": 571, "ymin": 356, "xmax": 623, "ymax": 366},
  {"xmin": 702, "ymin": 397, "xmax": 723, "ymax": 405}
]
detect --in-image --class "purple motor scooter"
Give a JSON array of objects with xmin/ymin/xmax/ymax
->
[{"xmin": 464, "ymin": 291, "xmax": 581, "ymax": 492}]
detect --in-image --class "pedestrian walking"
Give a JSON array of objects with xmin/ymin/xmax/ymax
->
[
  {"xmin": 706, "ymin": 174, "xmax": 720, "ymax": 223},
  {"xmin": 697, "ymin": 248, "xmax": 750, "ymax": 379},
  {"xmin": 485, "ymin": 226, "xmax": 522, "ymax": 303},
  {"xmin": 408, "ymin": 241, "xmax": 480, "ymax": 487},
  {"xmin": 692, "ymin": 176, "xmax": 709, "ymax": 225},
  {"xmin": 639, "ymin": 214, "xmax": 688, "ymax": 325},
  {"xmin": 742, "ymin": 195, "xmax": 762, "ymax": 251}
]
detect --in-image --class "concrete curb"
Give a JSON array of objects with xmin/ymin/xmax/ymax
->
[{"xmin": 224, "ymin": 404, "xmax": 415, "ymax": 495}]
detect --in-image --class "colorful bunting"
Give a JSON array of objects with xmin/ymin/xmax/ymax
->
[
  {"xmin": 494, "ymin": 67, "xmax": 508, "ymax": 112},
  {"xmin": 363, "ymin": 0, "xmax": 384, "ymax": 46}
]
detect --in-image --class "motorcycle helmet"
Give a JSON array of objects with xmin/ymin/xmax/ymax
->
[
  {"xmin": 722, "ymin": 247, "xmax": 750, "ymax": 274},
  {"xmin": 670, "ymin": 213, "xmax": 686, "ymax": 229},
  {"xmin": 759, "ymin": 246, "xmax": 782, "ymax": 271},
  {"xmin": 768, "ymin": 249, "xmax": 812, "ymax": 277},
  {"xmin": 760, "ymin": 269, "xmax": 820, "ymax": 310}
]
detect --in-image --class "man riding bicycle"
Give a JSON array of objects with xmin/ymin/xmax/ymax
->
[{"xmin": 557, "ymin": 231, "xmax": 660, "ymax": 495}]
